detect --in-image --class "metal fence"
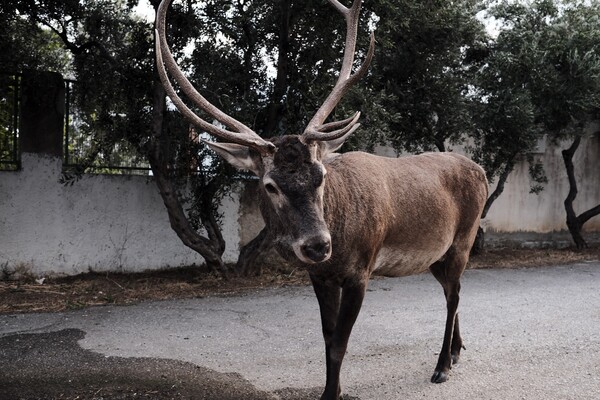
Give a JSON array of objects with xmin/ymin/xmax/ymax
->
[
  {"xmin": 63, "ymin": 79, "xmax": 151, "ymax": 175},
  {"xmin": 0, "ymin": 72, "xmax": 151, "ymax": 174},
  {"xmin": 0, "ymin": 73, "xmax": 20, "ymax": 171}
]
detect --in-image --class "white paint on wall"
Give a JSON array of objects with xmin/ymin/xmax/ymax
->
[
  {"xmin": 0, "ymin": 153, "xmax": 241, "ymax": 277},
  {"xmin": 1, "ymin": 129, "xmax": 599, "ymax": 277},
  {"xmin": 483, "ymin": 132, "xmax": 600, "ymax": 234}
]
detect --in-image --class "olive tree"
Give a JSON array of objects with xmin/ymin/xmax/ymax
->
[{"xmin": 486, "ymin": 0, "xmax": 600, "ymax": 248}]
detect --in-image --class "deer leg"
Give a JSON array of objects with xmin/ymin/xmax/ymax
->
[
  {"xmin": 431, "ymin": 261, "xmax": 465, "ymax": 365},
  {"xmin": 451, "ymin": 313, "xmax": 465, "ymax": 364},
  {"xmin": 311, "ymin": 276, "xmax": 342, "ymax": 399},
  {"xmin": 429, "ymin": 253, "xmax": 466, "ymax": 383},
  {"xmin": 311, "ymin": 275, "xmax": 367, "ymax": 400}
]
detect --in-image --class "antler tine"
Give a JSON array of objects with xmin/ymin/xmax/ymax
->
[
  {"xmin": 303, "ymin": 0, "xmax": 375, "ymax": 142},
  {"xmin": 318, "ymin": 111, "xmax": 361, "ymax": 132},
  {"xmin": 155, "ymin": 0, "xmax": 275, "ymax": 154}
]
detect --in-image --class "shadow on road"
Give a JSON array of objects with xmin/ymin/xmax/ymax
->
[
  {"xmin": 0, "ymin": 329, "xmax": 275, "ymax": 399},
  {"xmin": 0, "ymin": 329, "xmax": 361, "ymax": 400}
]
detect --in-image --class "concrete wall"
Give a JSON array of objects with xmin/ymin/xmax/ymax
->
[
  {"xmin": 0, "ymin": 153, "xmax": 242, "ymax": 277},
  {"xmin": 483, "ymin": 129, "xmax": 600, "ymax": 247},
  {"xmin": 0, "ymin": 71, "xmax": 242, "ymax": 277},
  {"xmin": 1, "ymin": 135, "xmax": 599, "ymax": 277},
  {"xmin": 1, "ymin": 72, "xmax": 598, "ymax": 276}
]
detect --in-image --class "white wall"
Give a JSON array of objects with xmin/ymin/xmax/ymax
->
[
  {"xmin": 484, "ymin": 133, "xmax": 600, "ymax": 234},
  {"xmin": 1, "ymin": 131, "xmax": 599, "ymax": 277},
  {"xmin": 0, "ymin": 153, "xmax": 241, "ymax": 277}
]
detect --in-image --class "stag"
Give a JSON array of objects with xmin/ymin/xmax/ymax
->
[{"xmin": 156, "ymin": 0, "xmax": 488, "ymax": 398}]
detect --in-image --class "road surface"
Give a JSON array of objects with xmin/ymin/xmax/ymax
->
[{"xmin": 1, "ymin": 262, "xmax": 599, "ymax": 399}]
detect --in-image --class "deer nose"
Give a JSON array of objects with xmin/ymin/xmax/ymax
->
[{"xmin": 301, "ymin": 236, "xmax": 331, "ymax": 263}]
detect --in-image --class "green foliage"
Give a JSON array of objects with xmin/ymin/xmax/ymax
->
[
  {"xmin": 0, "ymin": 4, "xmax": 70, "ymax": 73},
  {"xmin": 362, "ymin": 0, "xmax": 488, "ymax": 153},
  {"xmin": 468, "ymin": 39, "xmax": 546, "ymax": 187},
  {"xmin": 0, "ymin": 74, "xmax": 20, "ymax": 170},
  {"xmin": 487, "ymin": 0, "xmax": 600, "ymax": 137},
  {"xmin": 184, "ymin": 0, "xmax": 368, "ymax": 137},
  {"xmin": 472, "ymin": 0, "xmax": 600, "ymax": 191}
]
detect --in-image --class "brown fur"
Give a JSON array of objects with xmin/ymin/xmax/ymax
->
[
  {"xmin": 252, "ymin": 138, "xmax": 488, "ymax": 399},
  {"xmin": 155, "ymin": 0, "xmax": 487, "ymax": 397}
]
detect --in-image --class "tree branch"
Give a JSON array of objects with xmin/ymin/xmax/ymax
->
[
  {"xmin": 481, "ymin": 159, "xmax": 515, "ymax": 219},
  {"xmin": 148, "ymin": 77, "xmax": 228, "ymax": 273},
  {"xmin": 577, "ymin": 204, "xmax": 600, "ymax": 225},
  {"xmin": 34, "ymin": 15, "xmax": 117, "ymax": 64}
]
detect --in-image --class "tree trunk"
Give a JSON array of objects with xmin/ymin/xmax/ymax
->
[
  {"xmin": 470, "ymin": 226, "xmax": 485, "ymax": 256},
  {"xmin": 561, "ymin": 136, "xmax": 598, "ymax": 249},
  {"xmin": 148, "ymin": 151, "xmax": 228, "ymax": 274},
  {"xmin": 471, "ymin": 160, "xmax": 514, "ymax": 255},
  {"xmin": 481, "ymin": 161, "xmax": 514, "ymax": 220},
  {"xmin": 150, "ymin": 45, "xmax": 228, "ymax": 274},
  {"xmin": 264, "ymin": 0, "xmax": 291, "ymax": 136}
]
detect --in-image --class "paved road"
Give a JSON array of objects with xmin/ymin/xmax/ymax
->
[{"xmin": 1, "ymin": 263, "xmax": 599, "ymax": 399}]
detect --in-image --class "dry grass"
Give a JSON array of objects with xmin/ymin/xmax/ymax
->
[
  {"xmin": 0, "ymin": 264, "xmax": 308, "ymax": 314},
  {"xmin": 1, "ymin": 247, "xmax": 598, "ymax": 314},
  {"xmin": 468, "ymin": 246, "xmax": 600, "ymax": 269}
]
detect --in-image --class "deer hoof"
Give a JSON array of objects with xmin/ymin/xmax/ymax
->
[
  {"xmin": 431, "ymin": 370, "xmax": 449, "ymax": 383},
  {"xmin": 319, "ymin": 389, "xmax": 342, "ymax": 400}
]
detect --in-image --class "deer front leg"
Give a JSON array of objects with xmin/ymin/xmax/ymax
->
[{"xmin": 311, "ymin": 275, "xmax": 367, "ymax": 400}]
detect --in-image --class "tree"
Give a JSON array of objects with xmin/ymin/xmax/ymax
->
[
  {"xmin": 542, "ymin": 1, "xmax": 600, "ymax": 248},
  {"xmin": 0, "ymin": 2, "xmax": 70, "ymax": 170},
  {"xmin": 8, "ymin": 0, "xmax": 379, "ymax": 274},
  {"xmin": 361, "ymin": 0, "xmax": 488, "ymax": 153},
  {"xmin": 468, "ymin": 0, "xmax": 551, "ymax": 229},
  {"xmin": 486, "ymin": 0, "xmax": 600, "ymax": 248},
  {"xmin": 9, "ymin": 0, "xmax": 238, "ymax": 272}
]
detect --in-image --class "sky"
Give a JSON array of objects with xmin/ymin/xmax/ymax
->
[
  {"xmin": 134, "ymin": 0, "xmax": 501, "ymax": 37},
  {"xmin": 133, "ymin": 0, "xmax": 155, "ymax": 23}
]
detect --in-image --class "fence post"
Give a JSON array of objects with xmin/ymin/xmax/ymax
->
[{"xmin": 19, "ymin": 70, "xmax": 65, "ymax": 159}]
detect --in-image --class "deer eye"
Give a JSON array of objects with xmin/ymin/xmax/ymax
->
[{"xmin": 264, "ymin": 182, "xmax": 279, "ymax": 195}]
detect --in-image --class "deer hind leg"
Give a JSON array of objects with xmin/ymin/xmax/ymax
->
[
  {"xmin": 310, "ymin": 274, "xmax": 367, "ymax": 400},
  {"xmin": 429, "ymin": 247, "xmax": 468, "ymax": 383}
]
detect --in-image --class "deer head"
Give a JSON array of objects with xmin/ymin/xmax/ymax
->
[{"xmin": 155, "ymin": 0, "xmax": 374, "ymax": 264}]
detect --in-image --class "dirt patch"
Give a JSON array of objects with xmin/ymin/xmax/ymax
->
[{"xmin": 1, "ymin": 247, "xmax": 599, "ymax": 314}]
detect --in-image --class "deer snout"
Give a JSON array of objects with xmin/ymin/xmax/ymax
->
[{"xmin": 299, "ymin": 235, "xmax": 332, "ymax": 263}]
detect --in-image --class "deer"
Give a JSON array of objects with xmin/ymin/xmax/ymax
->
[{"xmin": 155, "ymin": 0, "xmax": 488, "ymax": 399}]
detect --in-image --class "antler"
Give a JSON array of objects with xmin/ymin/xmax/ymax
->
[
  {"xmin": 155, "ymin": 0, "xmax": 275, "ymax": 155},
  {"xmin": 302, "ymin": 0, "xmax": 375, "ymax": 142}
]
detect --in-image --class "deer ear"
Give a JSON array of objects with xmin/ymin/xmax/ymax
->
[
  {"xmin": 204, "ymin": 141, "xmax": 262, "ymax": 175},
  {"xmin": 318, "ymin": 128, "xmax": 354, "ymax": 159}
]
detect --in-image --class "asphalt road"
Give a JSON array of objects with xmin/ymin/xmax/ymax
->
[{"xmin": 1, "ymin": 262, "xmax": 599, "ymax": 400}]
